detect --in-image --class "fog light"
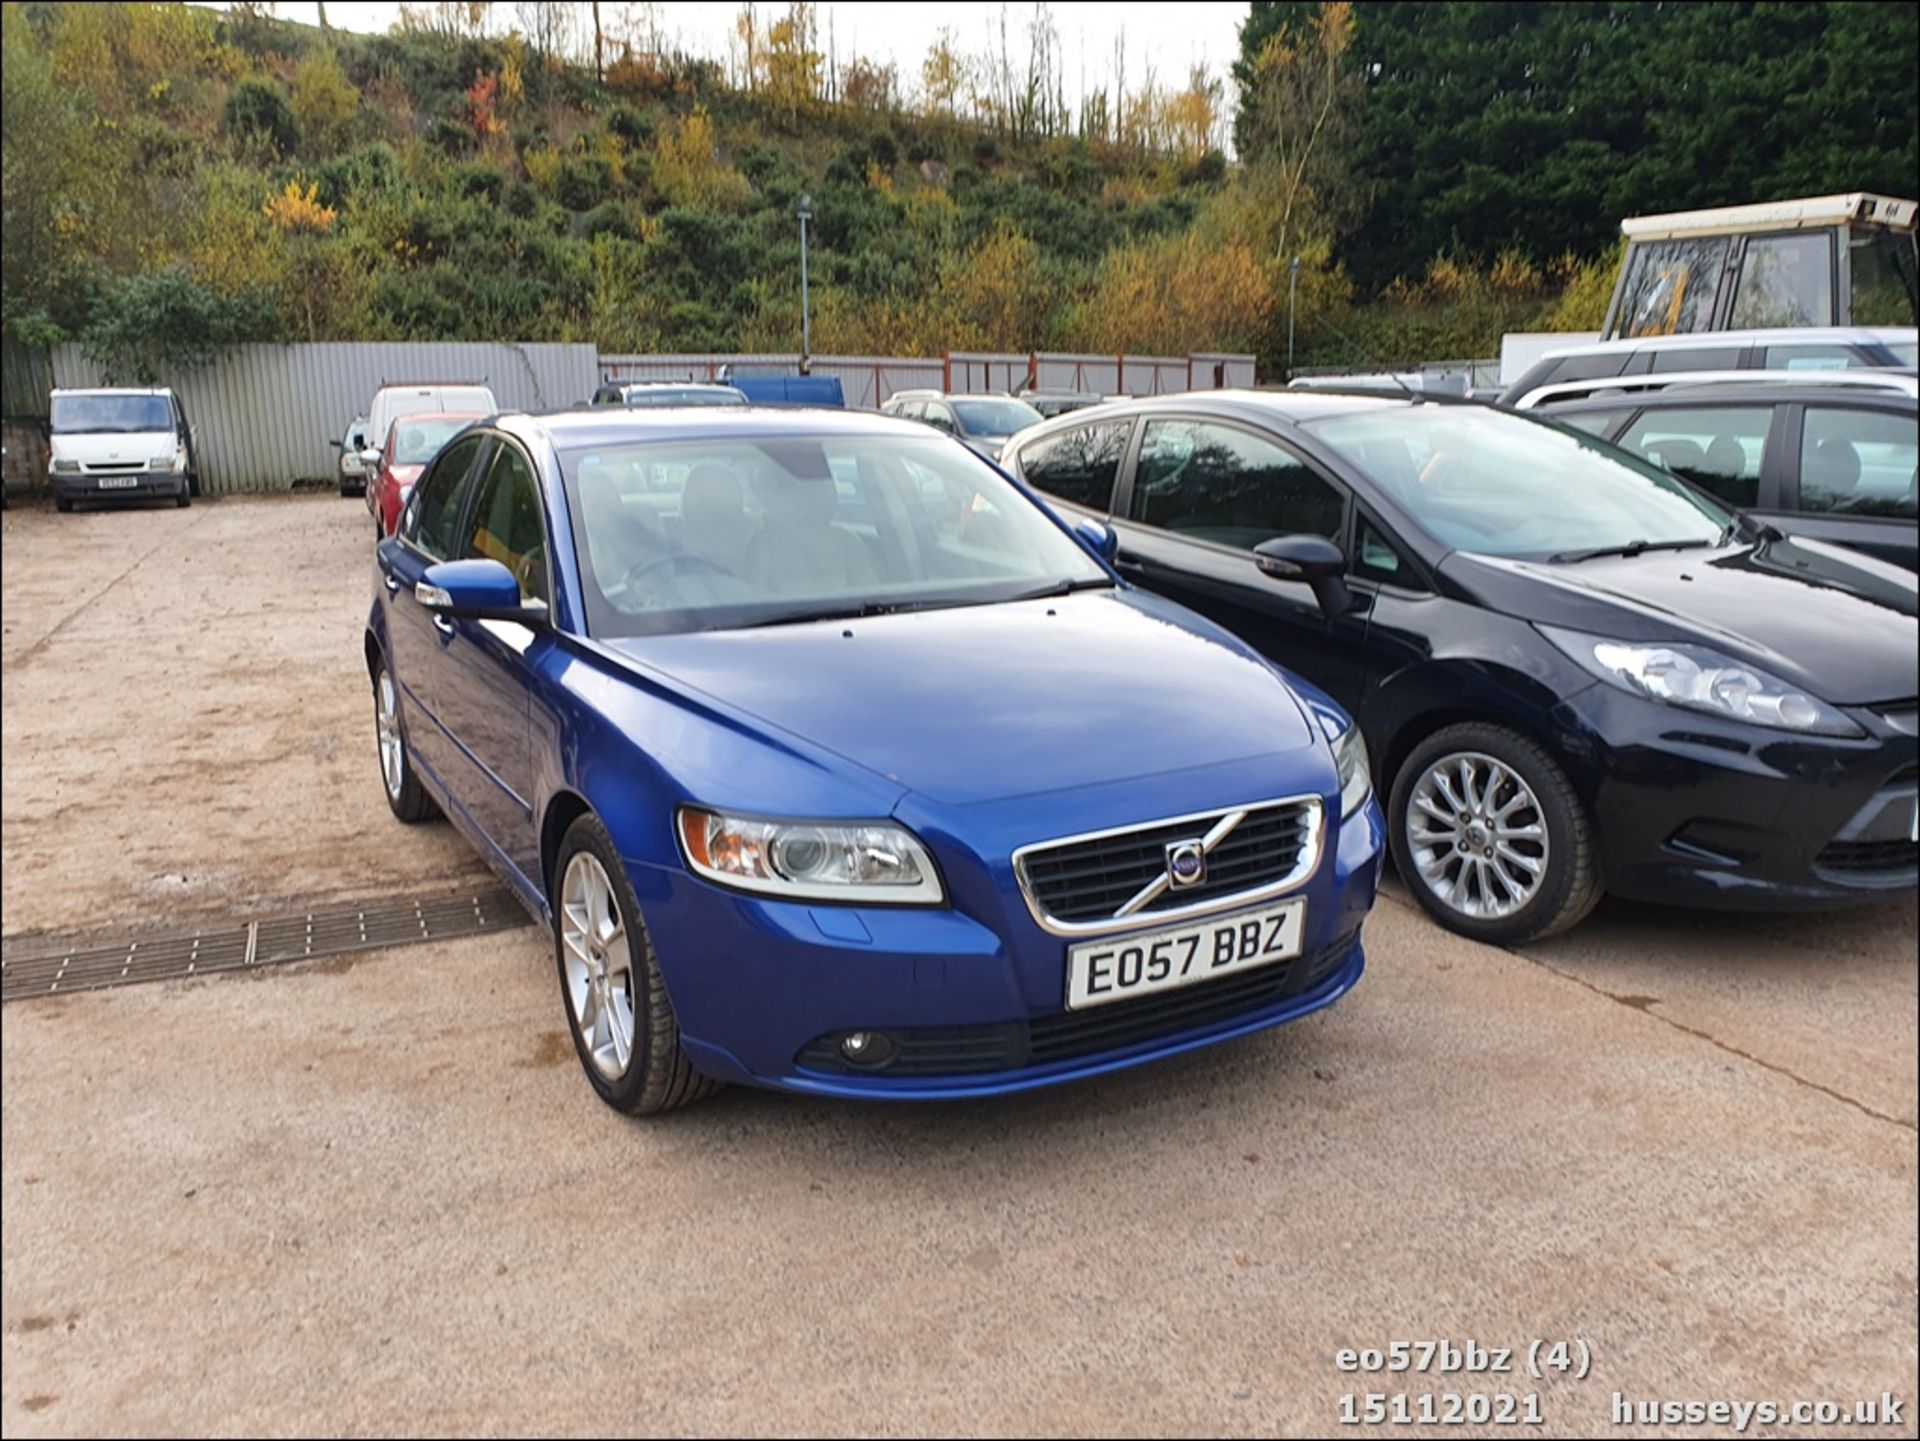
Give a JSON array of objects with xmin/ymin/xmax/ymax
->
[{"xmin": 839, "ymin": 1030, "xmax": 896, "ymax": 1067}]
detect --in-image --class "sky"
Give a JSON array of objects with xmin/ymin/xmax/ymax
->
[{"xmin": 247, "ymin": 2, "xmax": 1251, "ymax": 129}]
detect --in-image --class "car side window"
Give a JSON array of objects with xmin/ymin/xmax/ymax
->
[
  {"xmin": 1129, "ymin": 420, "xmax": 1344, "ymax": 550},
  {"xmin": 1764, "ymin": 344, "xmax": 1866, "ymax": 371},
  {"xmin": 924, "ymin": 402, "xmax": 957, "ymax": 433},
  {"xmin": 1549, "ymin": 354, "xmax": 1632, "ymax": 386},
  {"xmin": 1353, "ymin": 515, "xmax": 1418, "ymax": 587},
  {"xmin": 402, "ymin": 434, "xmax": 485, "ymax": 559},
  {"xmin": 1798, "ymin": 408, "xmax": 1919, "ymax": 520},
  {"xmin": 1554, "ymin": 410, "xmax": 1627, "ymax": 438},
  {"xmin": 1014, "ymin": 422, "xmax": 1129, "ymax": 510},
  {"xmin": 1650, "ymin": 347, "xmax": 1740, "ymax": 373},
  {"xmin": 461, "ymin": 442, "xmax": 551, "ymax": 603},
  {"xmin": 1615, "ymin": 406, "xmax": 1770, "ymax": 508}
]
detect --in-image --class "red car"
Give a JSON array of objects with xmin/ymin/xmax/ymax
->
[{"xmin": 365, "ymin": 413, "xmax": 484, "ymax": 537}]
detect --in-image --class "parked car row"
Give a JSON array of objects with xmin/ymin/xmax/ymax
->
[{"xmin": 364, "ymin": 390, "xmax": 1914, "ymax": 1119}]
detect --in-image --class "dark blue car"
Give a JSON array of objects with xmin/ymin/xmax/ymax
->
[{"xmin": 365, "ymin": 407, "xmax": 1383, "ymax": 1113}]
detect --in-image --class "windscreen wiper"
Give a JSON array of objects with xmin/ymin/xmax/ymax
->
[
  {"xmin": 1004, "ymin": 577, "xmax": 1115, "ymax": 602},
  {"xmin": 737, "ymin": 598, "xmax": 966, "ymax": 629},
  {"xmin": 1547, "ymin": 538, "xmax": 1717, "ymax": 564}
]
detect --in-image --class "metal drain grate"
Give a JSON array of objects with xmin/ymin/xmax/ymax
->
[{"xmin": 1, "ymin": 886, "xmax": 532, "ymax": 1003}]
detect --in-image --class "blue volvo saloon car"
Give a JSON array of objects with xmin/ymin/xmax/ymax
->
[{"xmin": 365, "ymin": 407, "xmax": 1383, "ymax": 1113}]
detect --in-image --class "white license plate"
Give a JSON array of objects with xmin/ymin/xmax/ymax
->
[
  {"xmin": 96, "ymin": 475, "xmax": 140, "ymax": 489},
  {"xmin": 1066, "ymin": 898, "xmax": 1306, "ymax": 1011}
]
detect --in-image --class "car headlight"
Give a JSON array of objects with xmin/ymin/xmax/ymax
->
[
  {"xmin": 1331, "ymin": 724, "xmax": 1373, "ymax": 818},
  {"xmin": 677, "ymin": 807, "xmax": 944, "ymax": 904},
  {"xmin": 151, "ymin": 449, "xmax": 184, "ymax": 472},
  {"xmin": 51, "ymin": 458, "xmax": 79, "ymax": 473},
  {"xmin": 1541, "ymin": 625, "xmax": 1861, "ymax": 737}
]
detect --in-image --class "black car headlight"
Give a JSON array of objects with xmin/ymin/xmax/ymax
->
[
  {"xmin": 1541, "ymin": 625, "xmax": 1862, "ymax": 738},
  {"xmin": 678, "ymin": 807, "xmax": 945, "ymax": 904}
]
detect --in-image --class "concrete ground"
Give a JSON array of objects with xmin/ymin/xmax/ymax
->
[{"xmin": 2, "ymin": 497, "xmax": 1916, "ymax": 1437}]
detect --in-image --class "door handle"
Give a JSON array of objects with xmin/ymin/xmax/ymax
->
[{"xmin": 432, "ymin": 613, "xmax": 456, "ymax": 639}]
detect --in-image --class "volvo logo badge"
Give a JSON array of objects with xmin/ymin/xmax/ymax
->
[{"xmin": 1165, "ymin": 839, "xmax": 1207, "ymax": 890}]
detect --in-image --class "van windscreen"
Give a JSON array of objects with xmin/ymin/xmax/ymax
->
[{"xmin": 51, "ymin": 394, "xmax": 172, "ymax": 433}]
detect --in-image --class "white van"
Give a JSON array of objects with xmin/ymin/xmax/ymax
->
[
  {"xmin": 48, "ymin": 387, "xmax": 198, "ymax": 512},
  {"xmin": 363, "ymin": 382, "xmax": 498, "ymax": 469}
]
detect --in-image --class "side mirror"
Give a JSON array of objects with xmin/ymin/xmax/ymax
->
[
  {"xmin": 416, "ymin": 558, "xmax": 548, "ymax": 626},
  {"xmin": 1254, "ymin": 534, "xmax": 1353, "ymax": 616},
  {"xmin": 359, "ymin": 448, "xmax": 382, "ymax": 468},
  {"xmin": 1073, "ymin": 516, "xmax": 1119, "ymax": 565}
]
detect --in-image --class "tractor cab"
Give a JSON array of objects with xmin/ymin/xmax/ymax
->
[{"xmin": 1602, "ymin": 192, "xmax": 1917, "ymax": 340}]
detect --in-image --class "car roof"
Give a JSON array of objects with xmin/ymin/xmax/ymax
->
[
  {"xmin": 612, "ymin": 380, "xmax": 741, "ymax": 391},
  {"xmin": 499, "ymin": 405, "xmax": 935, "ymax": 449},
  {"xmin": 393, "ymin": 410, "xmax": 488, "ymax": 425},
  {"xmin": 1537, "ymin": 326, "xmax": 1917, "ymax": 363},
  {"xmin": 1541, "ymin": 381, "xmax": 1920, "ymax": 410},
  {"xmin": 1518, "ymin": 368, "xmax": 1920, "ymax": 408},
  {"xmin": 1029, "ymin": 388, "xmax": 1413, "ymax": 427}
]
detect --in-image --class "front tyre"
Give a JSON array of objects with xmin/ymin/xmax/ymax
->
[
  {"xmin": 1387, "ymin": 722, "xmax": 1601, "ymax": 945},
  {"xmin": 553, "ymin": 814, "xmax": 718, "ymax": 1116}
]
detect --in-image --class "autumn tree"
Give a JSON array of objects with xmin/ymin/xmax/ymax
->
[
  {"xmin": 1236, "ymin": 0, "xmax": 1364, "ymax": 266},
  {"xmin": 921, "ymin": 27, "xmax": 965, "ymax": 120}
]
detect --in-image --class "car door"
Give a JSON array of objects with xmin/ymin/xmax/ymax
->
[
  {"xmin": 377, "ymin": 431, "xmax": 489, "ymax": 797},
  {"xmin": 1109, "ymin": 414, "xmax": 1372, "ymax": 708},
  {"xmin": 1777, "ymin": 402, "xmax": 1920, "ymax": 570},
  {"xmin": 433, "ymin": 436, "xmax": 554, "ymax": 877}
]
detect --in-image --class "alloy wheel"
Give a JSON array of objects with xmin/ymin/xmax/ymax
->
[
  {"xmin": 560, "ymin": 852, "xmax": 637, "ymax": 1081},
  {"xmin": 1405, "ymin": 750, "xmax": 1551, "ymax": 920},
  {"xmin": 375, "ymin": 669, "xmax": 404, "ymax": 801}
]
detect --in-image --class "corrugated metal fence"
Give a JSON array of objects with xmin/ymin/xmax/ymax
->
[
  {"xmin": 33, "ymin": 342, "xmax": 1254, "ymax": 493},
  {"xmin": 49, "ymin": 342, "xmax": 598, "ymax": 494},
  {"xmin": 598, "ymin": 351, "xmax": 1258, "ymax": 409}
]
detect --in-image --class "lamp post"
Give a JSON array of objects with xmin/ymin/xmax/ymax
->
[
  {"xmin": 1287, "ymin": 255, "xmax": 1301, "ymax": 381},
  {"xmin": 796, "ymin": 193, "xmax": 813, "ymax": 375}
]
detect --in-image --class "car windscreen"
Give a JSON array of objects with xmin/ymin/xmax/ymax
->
[
  {"xmin": 558, "ymin": 433, "xmax": 1109, "ymax": 638},
  {"xmin": 953, "ymin": 397, "xmax": 1043, "ymax": 437},
  {"xmin": 51, "ymin": 394, "xmax": 171, "ymax": 433},
  {"xmin": 1304, "ymin": 405, "xmax": 1730, "ymax": 561},
  {"xmin": 391, "ymin": 417, "xmax": 475, "ymax": 464}
]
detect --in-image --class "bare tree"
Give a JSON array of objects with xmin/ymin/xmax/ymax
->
[
  {"xmin": 516, "ymin": 2, "xmax": 574, "ymax": 61},
  {"xmin": 592, "ymin": 0, "xmax": 603, "ymax": 79}
]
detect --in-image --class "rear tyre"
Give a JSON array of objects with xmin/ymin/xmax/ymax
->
[
  {"xmin": 373, "ymin": 655, "xmax": 436, "ymax": 823},
  {"xmin": 1387, "ymin": 721, "xmax": 1601, "ymax": 946},
  {"xmin": 552, "ymin": 813, "xmax": 719, "ymax": 1116}
]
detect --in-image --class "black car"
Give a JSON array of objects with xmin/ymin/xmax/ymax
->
[
  {"xmin": 1531, "ymin": 381, "xmax": 1918, "ymax": 571},
  {"xmin": 1003, "ymin": 391, "xmax": 1918, "ymax": 943}
]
